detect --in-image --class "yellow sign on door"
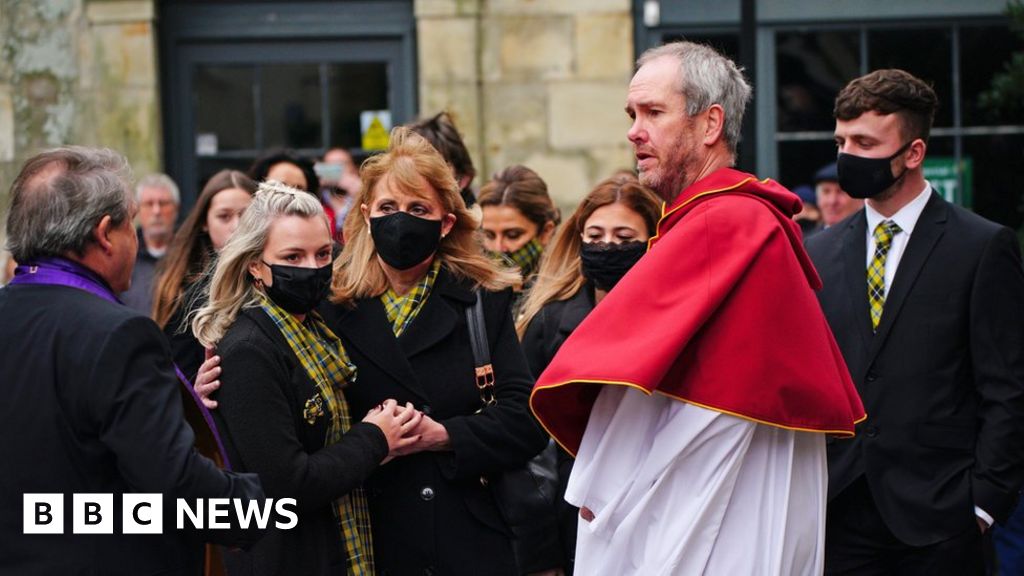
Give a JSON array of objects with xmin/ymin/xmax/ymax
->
[{"xmin": 361, "ymin": 111, "xmax": 392, "ymax": 151}]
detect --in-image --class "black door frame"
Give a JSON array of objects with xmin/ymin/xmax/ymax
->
[{"xmin": 159, "ymin": 1, "xmax": 416, "ymax": 207}]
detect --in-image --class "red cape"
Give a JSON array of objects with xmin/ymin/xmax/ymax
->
[{"xmin": 530, "ymin": 168, "xmax": 865, "ymax": 456}]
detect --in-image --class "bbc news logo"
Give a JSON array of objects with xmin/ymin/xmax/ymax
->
[{"xmin": 24, "ymin": 494, "xmax": 298, "ymax": 534}]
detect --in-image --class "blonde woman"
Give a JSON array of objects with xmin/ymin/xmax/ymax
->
[
  {"xmin": 323, "ymin": 127, "xmax": 549, "ymax": 575},
  {"xmin": 192, "ymin": 181, "xmax": 419, "ymax": 576}
]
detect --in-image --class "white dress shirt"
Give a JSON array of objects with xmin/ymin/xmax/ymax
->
[{"xmin": 864, "ymin": 182, "xmax": 932, "ymax": 295}]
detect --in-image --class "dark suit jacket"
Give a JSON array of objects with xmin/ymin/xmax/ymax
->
[
  {"xmin": 806, "ymin": 193, "xmax": 1024, "ymax": 546},
  {"xmin": 212, "ymin": 307, "xmax": 388, "ymax": 576},
  {"xmin": 0, "ymin": 283, "xmax": 263, "ymax": 576},
  {"xmin": 321, "ymin": 267, "xmax": 548, "ymax": 576}
]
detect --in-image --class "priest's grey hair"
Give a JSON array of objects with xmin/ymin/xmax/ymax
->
[{"xmin": 638, "ymin": 41, "xmax": 753, "ymax": 154}]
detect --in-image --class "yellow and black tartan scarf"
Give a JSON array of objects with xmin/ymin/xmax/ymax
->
[
  {"xmin": 259, "ymin": 295, "xmax": 375, "ymax": 576},
  {"xmin": 381, "ymin": 259, "xmax": 441, "ymax": 337},
  {"xmin": 493, "ymin": 237, "xmax": 544, "ymax": 279}
]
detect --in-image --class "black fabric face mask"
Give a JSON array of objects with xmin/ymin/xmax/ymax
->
[
  {"xmin": 580, "ymin": 240, "xmax": 647, "ymax": 292},
  {"xmin": 836, "ymin": 140, "xmax": 913, "ymax": 199},
  {"xmin": 262, "ymin": 261, "xmax": 333, "ymax": 314},
  {"xmin": 370, "ymin": 212, "xmax": 443, "ymax": 270}
]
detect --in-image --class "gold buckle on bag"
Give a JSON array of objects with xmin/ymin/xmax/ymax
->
[{"xmin": 476, "ymin": 364, "xmax": 497, "ymax": 408}]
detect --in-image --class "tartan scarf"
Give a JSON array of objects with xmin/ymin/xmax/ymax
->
[
  {"xmin": 258, "ymin": 296, "xmax": 374, "ymax": 576},
  {"xmin": 493, "ymin": 237, "xmax": 544, "ymax": 279},
  {"xmin": 381, "ymin": 259, "xmax": 441, "ymax": 337}
]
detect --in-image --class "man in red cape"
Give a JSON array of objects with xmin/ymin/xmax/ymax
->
[{"xmin": 529, "ymin": 42, "xmax": 864, "ymax": 575}]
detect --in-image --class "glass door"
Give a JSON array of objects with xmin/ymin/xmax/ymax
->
[{"xmin": 165, "ymin": 40, "xmax": 409, "ymax": 202}]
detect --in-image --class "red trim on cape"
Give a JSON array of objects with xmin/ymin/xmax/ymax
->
[{"xmin": 530, "ymin": 168, "xmax": 866, "ymax": 456}]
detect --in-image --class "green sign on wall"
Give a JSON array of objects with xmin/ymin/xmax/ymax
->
[{"xmin": 923, "ymin": 157, "xmax": 973, "ymax": 207}]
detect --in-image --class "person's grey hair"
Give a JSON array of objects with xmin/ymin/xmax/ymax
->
[
  {"xmin": 637, "ymin": 41, "xmax": 753, "ymax": 154},
  {"xmin": 5, "ymin": 146, "xmax": 134, "ymax": 262},
  {"xmin": 136, "ymin": 173, "xmax": 180, "ymax": 205}
]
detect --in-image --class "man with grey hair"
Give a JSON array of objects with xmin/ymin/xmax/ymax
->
[
  {"xmin": 0, "ymin": 147, "xmax": 264, "ymax": 574},
  {"xmin": 121, "ymin": 172, "xmax": 180, "ymax": 313},
  {"xmin": 530, "ymin": 42, "xmax": 863, "ymax": 575}
]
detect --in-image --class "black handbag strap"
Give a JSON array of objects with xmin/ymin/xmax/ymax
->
[{"xmin": 466, "ymin": 291, "xmax": 497, "ymax": 408}]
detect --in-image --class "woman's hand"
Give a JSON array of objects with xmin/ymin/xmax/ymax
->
[
  {"xmin": 403, "ymin": 414, "xmax": 451, "ymax": 453},
  {"xmin": 363, "ymin": 400, "xmax": 424, "ymax": 464},
  {"xmin": 194, "ymin": 348, "xmax": 221, "ymax": 409}
]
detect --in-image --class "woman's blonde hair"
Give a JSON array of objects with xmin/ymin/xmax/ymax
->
[
  {"xmin": 331, "ymin": 126, "xmax": 518, "ymax": 304},
  {"xmin": 515, "ymin": 174, "xmax": 662, "ymax": 337},
  {"xmin": 192, "ymin": 181, "xmax": 329, "ymax": 348}
]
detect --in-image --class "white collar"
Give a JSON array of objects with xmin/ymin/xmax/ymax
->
[{"xmin": 865, "ymin": 182, "xmax": 932, "ymax": 238}]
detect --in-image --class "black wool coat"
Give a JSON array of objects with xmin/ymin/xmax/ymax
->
[
  {"xmin": 322, "ymin": 267, "xmax": 549, "ymax": 576},
  {"xmin": 0, "ymin": 283, "xmax": 263, "ymax": 576},
  {"xmin": 212, "ymin": 307, "xmax": 388, "ymax": 576},
  {"xmin": 520, "ymin": 283, "xmax": 596, "ymax": 576}
]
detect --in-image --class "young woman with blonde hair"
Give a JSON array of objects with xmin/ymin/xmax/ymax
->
[{"xmin": 192, "ymin": 181, "xmax": 418, "ymax": 576}]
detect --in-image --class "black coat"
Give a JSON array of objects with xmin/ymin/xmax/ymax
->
[
  {"xmin": 520, "ymin": 285, "xmax": 595, "ymax": 576},
  {"xmin": 212, "ymin": 307, "xmax": 388, "ymax": 576},
  {"xmin": 806, "ymin": 193, "xmax": 1024, "ymax": 546},
  {"xmin": 322, "ymin": 267, "xmax": 549, "ymax": 576},
  {"xmin": 521, "ymin": 284, "xmax": 595, "ymax": 380},
  {"xmin": 0, "ymin": 283, "xmax": 263, "ymax": 576}
]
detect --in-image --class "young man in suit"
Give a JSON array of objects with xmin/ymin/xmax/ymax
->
[
  {"xmin": 807, "ymin": 69, "xmax": 1024, "ymax": 575},
  {"xmin": 0, "ymin": 147, "xmax": 264, "ymax": 575}
]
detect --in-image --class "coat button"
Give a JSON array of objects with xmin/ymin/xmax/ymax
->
[
  {"xmin": 419, "ymin": 486, "xmax": 435, "ymax": 501},
  {"xmin": 865, "ymin": 371, "xmax": 878, "ymax": 382},
  {"xmin": 865, "ymin": 425, "xmax": 879, "ymax": 438},
  {"xmin": 424, "ymin": 568, "xmax": 435, "ymax": 576}
]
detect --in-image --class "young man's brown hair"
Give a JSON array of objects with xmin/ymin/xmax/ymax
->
[{"xmin": 834, "ymin": 69, "xmax": 939, "ymax": 143}]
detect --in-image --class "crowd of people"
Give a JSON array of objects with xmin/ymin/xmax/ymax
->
[{"xmin": 3, "ymin": 39, "xmax": 1024, "ymax": 576}]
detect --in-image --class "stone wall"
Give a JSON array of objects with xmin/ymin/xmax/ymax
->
[
  {"xmin": 415, "ymin": 0, "xmax": 635, "ymax": 211},
  {"xmin": 0, "ymin": 0, "xmax": 160, "ymax": 256}
]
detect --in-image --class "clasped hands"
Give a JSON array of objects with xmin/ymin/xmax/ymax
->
[
  {"xmin": 364, "ymin": 399, "xmax": 450, "ymax": 464},
  {"xmin": 194, "ymin": 350, "xmax": 449, "ymax": 465}
]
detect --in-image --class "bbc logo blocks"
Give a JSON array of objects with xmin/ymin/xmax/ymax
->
[{"xmin": 24, "ymin": 493, "xmax": 162, "ymax": 534}]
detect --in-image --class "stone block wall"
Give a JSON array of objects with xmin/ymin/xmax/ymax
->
[
  {"xmin": 415, "ymin": 0, "xmax": 635, "ymax": 212},
  {"xmin": 0, "ymin": 0, "xmax": 160, "ymax": 256}
]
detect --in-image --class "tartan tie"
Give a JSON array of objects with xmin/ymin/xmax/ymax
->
[{"xmin": 867, "ymin": 220, "xmax": 902, "ymax": 331}]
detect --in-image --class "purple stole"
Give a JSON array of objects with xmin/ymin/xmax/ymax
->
[{"xmin": 10, "ymin": 257, "xmax": 232, "ymax": 469}]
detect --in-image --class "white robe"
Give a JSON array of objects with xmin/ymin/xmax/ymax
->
[{"xmin": 566, "ymin": 386, "xmax": 826, "ymax": 576}]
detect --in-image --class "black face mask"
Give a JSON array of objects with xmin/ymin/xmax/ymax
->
[
  {"xmin": 580, "ymin": 241, "xmax": 647, "ymax": 292},
  {"xmin": 370, "ymin": 212, "xmax": 443, "ymax": 270},
  {"xmin": 836, "ymin": 140, "xmax": 913, "ymax": 199},
  {"xmin": 262, "ymin": 261, "xmax": 333, "ymax": 314}
]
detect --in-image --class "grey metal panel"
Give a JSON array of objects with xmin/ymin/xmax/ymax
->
[
  {"xmin": 755, "ymin": 26, "xmax": 777, "ymax": 179},
  {"xmin": 161, "ymin": 2, "xmax": 414, "ymax": 40},
  {"xmin": 657, "ymin": 0, "xmax": 740, "ymax": 25},
  {"xmin": 650, "ymin": 0, "xmax": 1005, "ymax": 26},
  {"xmin": 758, "ymin": 0, "xmax": 1007, "ymax": 24}
]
